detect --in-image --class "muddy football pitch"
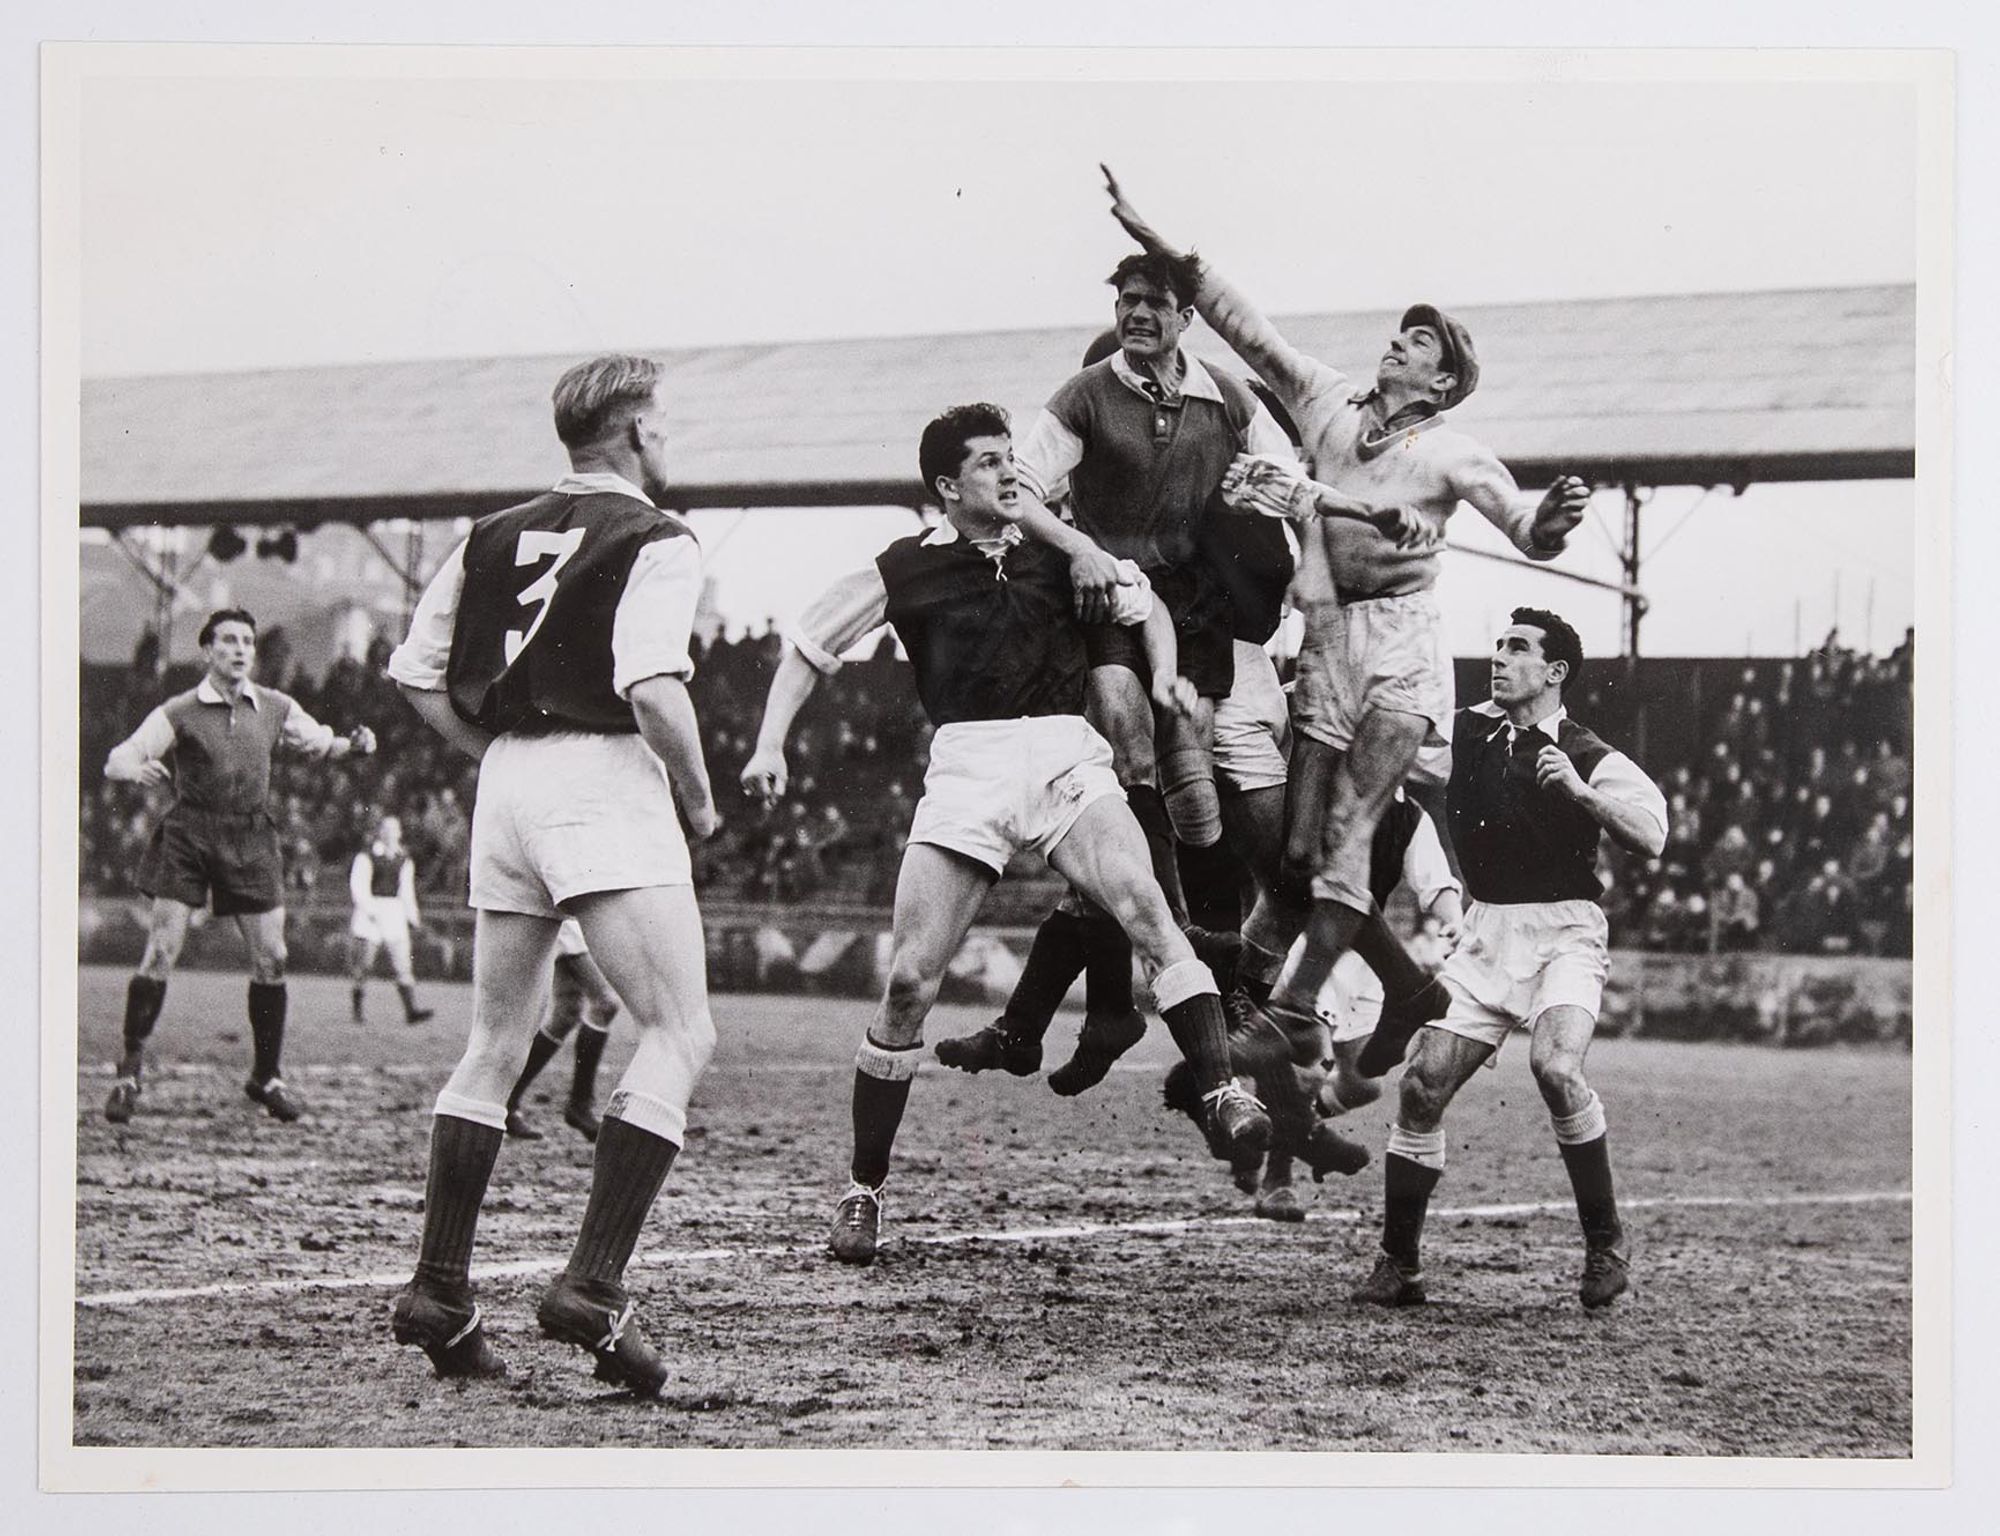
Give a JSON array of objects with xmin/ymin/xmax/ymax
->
[{"xmin": 66, "ymin": 964, "xmax": 1913, "ymax": 1456}]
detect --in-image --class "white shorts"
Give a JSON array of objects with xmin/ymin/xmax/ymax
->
[
  {"xmin": 907, "ymin": 716, "xmax": 1124, "ymax": 876},
  {"xmin": 1432, "ymin": 898, "xmax": 1610, "ymax": 1054},
  {"xmin": 470, "ymin": 732, "xmax": 691, "ymax": 918},
  {"xmin": 349, "ymin": 896, "xmax": 411, "ymax": 948},
  {"xmin": 1211, "ymin": 640, "xmax": 1290, "ymax": 793},
  {"xmin": 1317, "ymin": 950, "xmax": 1385, "ymax": 1045},
  {"xmin": 1291, "ymin": 591, "xmax": 1453, "ymax": 756}
]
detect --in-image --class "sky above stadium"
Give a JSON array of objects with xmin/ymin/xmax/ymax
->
[{"xmin": 71, "ymin": 53, "xmax": 1930, "ymax": 657}]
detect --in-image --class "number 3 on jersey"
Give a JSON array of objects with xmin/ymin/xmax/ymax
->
[{"xmin": 503, "ymin": 528, "xmax": 587, "ymax": 664}]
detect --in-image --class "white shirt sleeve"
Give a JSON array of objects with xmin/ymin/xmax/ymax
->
[
  {"xmin": 399, "ymin": 859, "xmax": 420, "ymax": 924},
  {"xmin": 1588, "ymin": 750, "xmax": 1670, "ymax": 848},
  {"xmin": 1109, "ymin": 560, "xmax": 1154, "ymax": 627},
  {"xmin": 278, "ymin": 695, "xmax": 338, "ymax": 758},
  {"xmin": 1243, "ymin": 400, "xmax": 1303, "ymax": 465},
  {"xmin": 350, "ymin": 853, "xmax": 372, "ymax": 907},
  {"xmin": 784, "ymin": 566, "xmax": 891, "ymax": 675},
  {"xmin": 387, "ymin": 539, "xmax": 468, "ymax": 691},
  {"xmin": 104, "ymin": 706, "xmax": 175, "ymax": 779},
  {"xmin": 1400, "ymin": 808, "xmax": 1462, "ymax": 910},
  {"xmin": 612, "ymin": 535, "xmax": 703, "ymax": 697},
  {"xmin": 1013, "ymin": 408, "xmax": 1087, "ymax": 508}
]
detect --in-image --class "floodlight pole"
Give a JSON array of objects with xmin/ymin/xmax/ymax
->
[{"xmin": 1621, "ymin": 480, "xmax": 1647, "ymax": 663}]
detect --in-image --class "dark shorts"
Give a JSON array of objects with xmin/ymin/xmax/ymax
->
[
  {"xmin": 1083, "ymin": 563, "xmax": 1236, "ymax": 700},
  {"xmin": 135, "ymin": 808, "xmax": 285, "ymax": 917}
]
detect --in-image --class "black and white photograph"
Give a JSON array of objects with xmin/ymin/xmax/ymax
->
[{"xmin": 33, "ymin": 32, "xmax": 1961, "ymax": 1498}]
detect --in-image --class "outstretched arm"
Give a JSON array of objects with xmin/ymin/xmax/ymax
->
[
  {"xmin": 740, "ymin": 646, "xmax": 823, "ymax": 807},
  {"xmin": 1103, "ymin": 164, "xmax": 1327, "ymax": 407},
  {"xmin": 1453, "ymin": 449, "xmax": 1591, "ymax": 564},
  {"xmin": 742, "ymin": 565, "xmax": 891, "ymax": 805}
]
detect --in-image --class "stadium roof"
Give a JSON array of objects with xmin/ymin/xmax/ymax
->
[{"xmin": 81, "ymin": 284, "xmax": 1915, "ymax": 530}]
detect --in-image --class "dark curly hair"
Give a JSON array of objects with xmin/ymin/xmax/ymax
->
[
  {"xmin": 1510, "ymin": 606, "xmax": 1583, "ymax": 696},
  {"xmin": 919, "ymin": 403, "xmax": 1012, "ymax": 496},
  {"xmin": 1107, "ymin": 251, "xmax": 1201, "ymax": 311}
]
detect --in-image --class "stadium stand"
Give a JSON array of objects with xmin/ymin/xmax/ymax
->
[{"xmin": 79, "ymin": 625, "xmax": 1912, "ymax": 957}]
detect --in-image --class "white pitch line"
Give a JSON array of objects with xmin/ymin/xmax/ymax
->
[{"xmin": 73, "ymin": 1188, "xmax": 1911, "ymax": 1310}]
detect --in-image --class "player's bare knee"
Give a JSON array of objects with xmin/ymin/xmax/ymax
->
[
  {"xmin": 250, "ymin": 948, "xmax": 287, "ymax": 984},
  {"xmin": 882, "ymin": 957, "xmax": 940, "ymax": 1031},
  {"xmin": 1531, "ymin": 1053, "xmax": 1590, "ymax": 1111},
  {"xmin": 1398, "ymin": 1065, "xmax": 1452, "ymax": 1131}
]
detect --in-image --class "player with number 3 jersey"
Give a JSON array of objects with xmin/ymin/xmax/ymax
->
[{"xmin": 385, "ymin": 354, "xmax": 720, "ymax": 1397}]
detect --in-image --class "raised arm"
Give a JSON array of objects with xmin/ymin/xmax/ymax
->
[
  {"xmin": 1452, "ymin": 448, "xmax": 1591, "ymax": 564},
  {"xmin": 1014, "ymin": 411, "xmax": 1120, "ymax": 623},
  {"xmin": 1103, "ymin": 164, "xmax": 1328, "ymax": 408},
  {"xmin": 104, "ymin": 706, "xmax": 175, "ymax": 786}
]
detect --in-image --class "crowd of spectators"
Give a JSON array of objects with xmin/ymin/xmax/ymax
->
[{"xmin": 79, "ymin": 623, "xmax": 1914, "ymax": 957}]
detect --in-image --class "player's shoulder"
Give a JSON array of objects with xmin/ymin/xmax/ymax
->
[
  {"xmin": 1047, "ymin": 358, "xmax": 1118, "ymax": 412},
  {"xmin": 253, "ymin": 682, "xmax": 299, "ymax": 713},
  {"xmin": 157, "ymin": 686, "xmax": 204, "ymax": 724},
  {"xmin": 1462, "ymin": 699, "xmax": 1504, "ymax": 724},
  {"xmin": 1427, "ymin": 419, "xmax": 1504, "ymax": 472}
]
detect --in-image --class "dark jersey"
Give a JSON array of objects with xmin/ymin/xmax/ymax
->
[
  {"xmin": 366, "ymin": 846, "xmax": 409, "ymax": 898},
  {"xmin": 1447, "ymin": 709, "xmax": 1617, "ymax": 905},
  {"xmin": 445, "ymin": 490, "xmax": 692, "ymax": 735},
  {"xmin": 876, "ymin": 534, "xmax": 1092, "ymax": 727}
]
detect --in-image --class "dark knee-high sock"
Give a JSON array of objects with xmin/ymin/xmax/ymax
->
[
  {"xmin": 850, "ymin": 1037, "xmax": 920, "ymax": 1188},
  {"xmin": 1381, "ymin": 1126, "xmax": 1447, "ymax": 1269},
  {"xmin": 414, "ymin": 1112, "xmax": 506, "ymax": 1291},
  {"xmin": 1003, "ymin": 907, "xmax": 1093, "ymax": 1041},
  {"xmin": 120, "ymin": 976, "xmax": 167, "ymax": 1074},
  {"xmin": 1176, "ymin": 836, "xmax": 1243, "ymax": 931},
  {"xmin": 247, "ymin": 981, "xmax": 287, "ymax": 1083},
  {"xmin": 1157, "ymin": 987, "xmax": 1231, "ymax": 1094},
  {"xmin": 1553, "ymin": 1094, "xmax": 1623, "ymax": 1249},
  {"xmin": 1125, "ymin": 784, "xmax": 1188, "ymax": 923},
  {"xmin": 565, "ymin": 1116, "xmax": 679, "ymax": 1285},
  {"xmin": 508, "ymin": 1028, "xmax": 564, "ymax": 1111},
  {"xmin": 1350, "ymin": 909, "xmax": 1430, "ymax": 1001},
  {"xmin": 396, "ymin": 982, "xmax": 423, "ymax": 1019},
  {"xmin": 570, "ymin": 1023, "xmax": 610, "ymax": 1106},
  {"xmin": 1082, "ymin": 916, "xmax": 1134, "ymax": 1015}
]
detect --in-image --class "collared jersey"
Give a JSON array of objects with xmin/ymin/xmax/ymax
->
[
  {"xmin": 106, "ymin": 677, "xmax": 338, "ymax": 814},
  {"xmin": 389, "ymin": 472, "xmax": 701, "ymax": 735},
  {"xmin": 1197, "ymin": 268, "xmax": 1555, "ymax": 603},
  {"xmin": 1015, "ymin": 350, "xmax": 1298, "ymax": 576},
  {"xmin": 1447, "ymin": 701, "xmax": 1668, "ymax": 905},
  {"xmin": 787, "ymin": 522, "xmax": 1153, "ymax": 728}
]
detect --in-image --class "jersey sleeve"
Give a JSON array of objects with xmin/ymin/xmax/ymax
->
[
  {"xmin": 784, "ymin": 566, "xmax": 891, "ymax": 674},
  {"xmin": 387, "ymin": 539, "xmax": 469, "ymax": 690},
  {"xmin": 1013, "ymin": 393, "xmax": 1089, "ymax": 507},
  {"xmin": 277, "ymin": 693, "xmax": 338, "ymax": 758},
  {"xmin": 1108, "ymin": 561, "xmax": 1155, "ymax": 627},
  {"xmin": 350, "ymin": 853, "xmax": 372, "ymax": 906},
  {"xmin": 611, "ymin": 535, "xmax": 702, "ymax": 696},
  {"xmin": 1401, "ymin": 808, "xmax": 1462, "ymax": 910},
  {"xmin": 1451, "ymin": 445, "xmax": 1552, "ymax": 561},
  {"xmin": 104, "ymin": 705, "xmax": 176, "ymax": 779},
  {"xmin": 399, "ymin": 859, "xmax": 420, "ymax": 923},
  {"xmin": 1588, "ymin": 750, "xmax": 1670, "ymax": 849}
]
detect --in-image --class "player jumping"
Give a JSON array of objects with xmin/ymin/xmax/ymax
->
[
  {"xmin": 1102, "ymin": 167, "xmax": 1592, "ymax": 1100},
  {"xmin": 740, "ymin": 403, "xmax": 1270, "ymax": 1267}
]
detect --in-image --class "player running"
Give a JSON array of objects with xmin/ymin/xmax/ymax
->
[
  {"xmin": 504, "ymin": 919, "xmax": 621, "ymax": 1142},
  {"xmin": 348, "ymin": 815, "xmax": 436, "ymax": 1026},
  {"xmin": 1102, "ymin": 167, "xmax": 1592, "ymax": 1087},
  {"xmin": 1353, "ymin": 609, "xmax": 1665, "ymax": 1311},
  {"xmin": 386, "ymin": 354, "xmax": 720, "ymax": 1395},
  {"xmin": 740, "ymin": 403, "xmax": 1270, "ymax": 1267},
  {"xmin": 101, "ymin": 607, "xmax": 377, "ymax": 1125}
]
